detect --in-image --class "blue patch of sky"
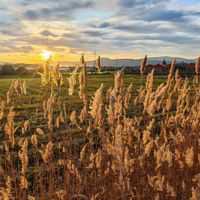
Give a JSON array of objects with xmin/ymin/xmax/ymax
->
[
  {"xmin": 0, "ymin": 11, "xmax": 14, "ymax": 24},
  {"xmin": 75, "ymin": 10, "xmax": 110, "ymax": 26}
]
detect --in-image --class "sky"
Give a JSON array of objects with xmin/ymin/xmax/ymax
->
[{"xmin": 0, "ymin": 0, "xmax": 200, "ymax": 63}]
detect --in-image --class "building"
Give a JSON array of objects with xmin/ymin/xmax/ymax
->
[
  {"xmin": 145, "ymin": 62, "xmax": 196, "ymax": 75},
  {"xmin": 145, "ymin": 64, "xmax": 164, "ymax": 73},
  {"xmin": 154, "ymin": 64, "xmax": 163, "ymax": 73},
  {"xmin": 145, "ymin": 64, "xmax": 154, "ymax": 73}
]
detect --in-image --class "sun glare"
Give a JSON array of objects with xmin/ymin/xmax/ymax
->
[{"xmin": 41, "ymin": 50, "xmax": 53, "ymax": 60}]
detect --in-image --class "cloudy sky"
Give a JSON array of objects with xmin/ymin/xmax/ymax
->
[{"xmin": 0, "ymin": 0, "xmax": 200, "ymax": 63}]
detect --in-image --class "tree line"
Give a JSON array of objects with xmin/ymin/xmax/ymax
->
[{"xmin": 0, "ymin": 65, "xmax": 35, "ymax": 75}]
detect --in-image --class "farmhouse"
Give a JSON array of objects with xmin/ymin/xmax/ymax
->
[
  {"xmin": 145, "ymin": 62, "xmax": 196, "ymax": 75},
  {"xmin": 145, "ymin": 63, "xmax": 166, "ymax": 73}
]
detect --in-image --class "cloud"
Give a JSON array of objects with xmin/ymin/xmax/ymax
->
[
  {"xmin": 23, "ymin": 0, "xmax": 94, "ymax": 20},
  {"xmin": 98, "ymin": 22, "xmax": 111, "ymax": 28},
  {"xmin": 118, "ymin": 0, "xmax": 162, "ymax": 7},
  {"xmin": 40, "ymin": 30, "xmax": 58, "ymax": 37},
  {"xmin": 17, "ymin": 45, "xmax": 34, "ymax": 53},
  {"xmin": 89, "ymin": 22, "xmax": 111, "ymax": 28},
  {"xmin": 62, "ymin": 33, "xmax": 79, "ymax": 39},
  {"xmin": 83, "ymin": 30, "xmax": 107, "ymax": 37},
  {"xmin": 88, "ymin": 20, "xmax": 175, "ymax": 36},
  {"xmin": 117, "ymin": 0, "xmax": 200, "ymax": 22},
  {"xmin": 0, "ymin": 39, "xmax": 34, "ymax": 53},
  {"xmin": 0, "ymin": 0, "xmax": 200, "ymax": 59},
  {"xmin": 24, "ymin": 9, "xmax": 38, "ymax": 20},
  {"xmin": 112, "ymin": 22, "xmax": 170, "ymax": 33}
]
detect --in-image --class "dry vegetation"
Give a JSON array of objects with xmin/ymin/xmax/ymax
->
[{"xmin": 0, "ymin": 55, "xmax": 200, "ymax": 200}]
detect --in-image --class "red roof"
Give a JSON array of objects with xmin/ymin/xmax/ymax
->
[
  {"xmin": 145, "ymin": 64, "xmax": 154, "ymax": 69},
  {"xmin": 187, "ymin": 63, "xmax": 195, "ymax": 70},
  {"xmin": 154, "ymin": 64, "xmax": 163, "ymax": 70},
  {"xmin": 145, "ymin": 62, "xmax": 196, "ymax": 73}
]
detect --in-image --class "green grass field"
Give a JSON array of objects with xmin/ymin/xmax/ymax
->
[
  {"xmin": 0, "ymin": 73, "xmax": 167, "ymax": 97},
  {"xmin": 0, "ymin": 73, "xmax": 168, "ymax": 159},
  {"xmin": 0, "ymin": 73, "xmax": 168, "ymax": 130},
  {"xmin": 0, "ymin": 74, "xmax": 168, "ymax": 113}
]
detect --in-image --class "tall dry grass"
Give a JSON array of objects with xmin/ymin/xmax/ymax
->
[{"xmin": 0, "ymin": 55, "xmax": 200, "ymax": 200}]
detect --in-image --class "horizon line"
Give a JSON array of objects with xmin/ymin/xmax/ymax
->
[{"xmin": 0, "ymin": 55, "xmax": 199, "ymax": 65}]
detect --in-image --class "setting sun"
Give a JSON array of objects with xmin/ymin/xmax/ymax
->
[{"xmin": 41, "ymin": 50, "xmax": 53, "ymax": 60}]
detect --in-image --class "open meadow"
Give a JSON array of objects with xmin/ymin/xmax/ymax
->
[{"xmin": 0, "ymin": 73, "xmax": 166, "ymax": 119}]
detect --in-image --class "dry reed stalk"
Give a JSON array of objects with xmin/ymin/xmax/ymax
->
[
  {"xmin": 38, "ymin": 59, "xmax": 51, "ymax": 86},
  {"xmin": 6, "ymin": 81, "xmax": 14, "ymax": 104},
  {"xmin": 194, "ymin": 57, "xmax": 200, "ymax": 84},
  {"xmin": 195, "ymin": 57, "xmax": 200, "ymax": 75},
  {"xmin": 79, "ymin": 105, "xmax": 87, "ymax": 122},
  {"xmin": 0, "ymin": 100, "xmax": 5, "ymax": 120},
  {"xmin": 185, "ymin": 147, "xmax": 194, "ymax": 167},
  {"xmin": 51, "ymin": 63, "xmax": 63, "ymax": 95},
  {"xmin": 31, "ymin": 134, "xmax": 38, "ymax": 147},
  {"xmin": 0, "ymin": 176, "xmax": 12, "ymax": 199},
  {"xmin": 67, "ymin": 65, "xmax": 79, "ymax": 96},
  {"xmin": 78, "ymin": 65, "xmax": 87, "ymax": 104},
  {"xmin": 39, "ymin": 141, "xmax": 53, "ymax": 163},
  {"xmin": 70, "ymin": 110, "xmax": 77, "ymax": 125},
  {"xmin": 114, "ymin": 68, "xmax": 124, "ymax": 93},
  {"xmin": 5, "ymin": 107, "xmax": 16, "ymax": 148},
  {"xmin": 18, "ymin": 138, "xmax": 28, "ymax": 175},
  {"xmin": 167, "ymin": 59, "xmax": 176, "ymax": 89},
  {"xmin": 140, "ymin": 55, "xmax": 147, "ymax": 76},
  {"xmin": 124, "ymin": 84, "xmax": 132, "ymax": 109},
  {"xmin": 89, "ymin": 84, "xmax": 104, "ymax": 127},
  {"xmin": 80, "ymin": 54, "xmax": 85, "ymax": 65},
  {"xmin": 22, "ymin": 120, "xmax": 30, "ymax": 134},
  {"xmin": 96, "ymin": 56, "xmax": 101, "ymax": 72}
]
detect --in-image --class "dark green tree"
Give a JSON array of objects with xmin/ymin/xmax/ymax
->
[
  {"xmin": 0, "ymin": 65, "xmax": 16, "ymax": 75},
  {"xmin": 16, "ymin": 66, "xmax": 28, "ymax": 75},
  {"xmin": 162, "ymin": 59, "xmax": 167, "ymax": 66}
]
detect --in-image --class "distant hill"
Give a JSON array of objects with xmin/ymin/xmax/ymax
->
[
  {"xmin": 62, "ymin": 56, "xmax": 195, "ymax": 68},
  {"xmin": 145, "ymin": 56, "xmax": 194, "ymax": 65},
  {"xmin": 0, "ymin": 56, "xmax": 196, "ymax": 68}
]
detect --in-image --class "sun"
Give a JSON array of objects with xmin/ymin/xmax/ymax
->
[{"xmin": 41, "ymin": 50, "xmax": 53, "ymax": 60}]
